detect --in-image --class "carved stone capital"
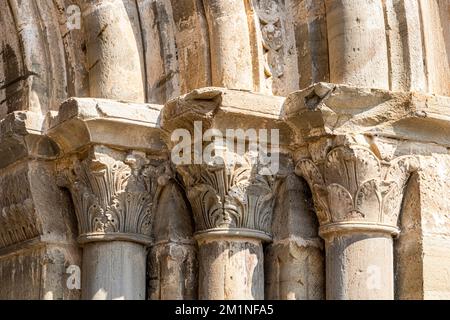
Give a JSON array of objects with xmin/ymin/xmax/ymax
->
[
  {"xmin": 47, "ymin": 97, "xmax": 168, "ymax": 246},
  {"xmin": 283, "ymin": 83, "xmax": 450, "ymax": 239},
  {"xmin": 178, "ymin": 161, "xmax": 276, "ymax": 242},
  {"xmin": 161, "ymin": 88, "xmax": 290, "ymax": 242},
  {"xmin": 59, "ymin": 147, "xmax": 172, "ymax": 246},
  {"xmin": 295, "ymin": 143, "xmax": 418, "ymax": 238}
]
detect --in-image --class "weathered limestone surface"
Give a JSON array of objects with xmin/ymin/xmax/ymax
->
[
  {"xmin": 285, "ymin": 83, "xmax": 450, "ymax": 299},
  {"xmin": 396, "ymin": 154, "xmax": 450, "ymax": 300},
  {"xmin": 416, "ymin": 155, "xmax": 450, "ymax": 299},
  {"xmin": 81, "ymin": 0, "xmax": 146, "ymax": 102},
  {"xmin": 326, "ymin": 0, "xmax": 390, "ymax": 89},
  {"xmin": 148, "ymin": 180, "xmax": 198, "ymax": 300},
  {"xmin": 0, "ymin": 110, "xmax": 81, "ymax": 300},
  {"xmin": 394, "ymin": 171, "xmax": 423, "ymax": 300},
  {"xmin": 198, "ymin": 237, "xmax": 264, "ymax": 300},
  {"xmin": 82, "ymin": 241, "xmax": 146, "ymax": 300},
  {"xmin": 290, "ymin": 0, "xmax": 329, "ymax": 89},
  {"xmin": 161, "ymin": 88, "xmax": 288, "ymax": 300},
  {"xmin": 265, "ymin": 174, "xmax": 324, "ymax": 300},
  {"xmin": 47, "ymin": 98, "xmax": 173, "ymax": 300},
  {"xmin": 3, "ymin": 0, "xmax": 447, "ymax": 115},
  {"xmin": 0, "ymin": 246, "xmax": 80, "ymax": 300},
  {"xmin": 0, "ymin": 83, "xmax": 450, "ymax": 300},
  {"xmin": 0, "ymin": 0, "xmax": 449, "ymax": 301}
]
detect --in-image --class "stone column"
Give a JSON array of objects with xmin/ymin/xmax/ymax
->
[
  {"xmin": 161, "ymin": 88, "xmax": 286, "ymax": 300},
  {"xmin": 197, "ymin": 235, "xmax": 266, "ymax": 300},
  {"xmin": 178, "ymin": 163, "xmax": 275, "ymax": 300},
  {"xmin": 47, "ymin": 98, "xmax": 166, "ymax": 300},
  {"xmin": 325, "ymin": 0, "xmax": 389, "ymax": 89},
  {"xmin": 81, "ymin": 241, "xmax": 146, "ymax": 300},
  {"xmin": 324, "ymin": 230, "xmax": 394, "ymax": 299},
  {"xmin": 265, "ymin": 174, "xmax": 324, "ymax": 300},
  {"xmin": 296, "ymin": 142, "xmax": 418, "ymax": 299},
  {"xmin": 148, "ymin": 181, "xmax": 198, "ymax": 300},
  {"xmin": 203, "ymin": 0, "xmax": 254, "ymax": 90},
  {"xmin": 283, "ymin": 82, "xmax": 450, "ymax": 300},
  {"xmin": 81, "ymin": 0, "xmax": 145, "ymax": 101},
  {"xmin": 60, "ymin": 146, "xmax": 168, "ymax": 300}
]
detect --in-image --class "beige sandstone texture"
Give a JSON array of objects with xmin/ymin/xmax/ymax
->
[{"xmin": 0, "ymin": 0, "xmax": 449, "ymax": 300}]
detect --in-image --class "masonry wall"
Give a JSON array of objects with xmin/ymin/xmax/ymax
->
[{"xmin": 0, "ymin": 0, "xmax": 449, "ymax": 300}]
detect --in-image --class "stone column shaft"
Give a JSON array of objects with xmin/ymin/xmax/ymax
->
[
  {"xmin": 148, "ymin": 180, "xmax": 198, "ymax": 300},
  {"xmin": 325, "ymin": 0, "xmax": 389, "ymax": 89},
  {"xmin": 82, "ymin": 0, "xmax": 145, "ymax": 101},
  {"xmin": 82, "ymin": 241, "xmax": 146, "ymax": 300},
  {"xmin": 324, "ymin": 231, "xmax": 394, "ymax": 300},
  {"xmin": 265, "ymin": 175, "xmax": 325, "ymax": 300},
  {"xmin": 148, "ymin": 242, "xmax": 197, "ymax": 300},
  {"xmin": 198, "ymin": 236, "xmax": 264, "ymax": 300},
  {"xmin": 203, "ymin": 0, "xmax": 254, "ymax": 89},
  {"xmin": 295, "ymin": 142, "xmax": 417, "ymax": 299}
]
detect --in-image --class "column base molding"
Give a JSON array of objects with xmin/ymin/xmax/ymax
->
[
  {"xmin": 78, "ymin": 233, "xmax": 152, "ymax": 246},
  {"xmin": 319, "ymin": 222, "xmax": 400, "ymax": 239},
  {"xmin": 194, "ymin": 228, "xmax": 272, "ymax": 243}
]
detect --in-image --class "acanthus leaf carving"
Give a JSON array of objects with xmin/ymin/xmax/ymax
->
[
  {"xmin": 295, "ymin": 144, "xmax": 418, "ymax": 233},
  {"xmin": 327, "ymin": 183, "xmax": 354, "ymax": 221},
  {"xmin": 324, "ymin": 146, "xmax": 382, "ymax": 196},
  {"xmin": 295, "ymin": 159, "xmax": 330, "ymax": 224},
  {"xmin": 59, "ymin": 148, "xmax": 172, "ymax": 244},
  {"xmin": 381, "ymin": 181, "xmax": 402, "ymax": 226},
  {"xmin": 382, "ymin": 156, "xmax": 419, "ymax": 225},
  {"xmin": 179, "ymin": 155, "xmax": 276, "ymax": 237},
  {"xmin": 355, "ymin": 179, "xmax": 382, "ymax": 221}
]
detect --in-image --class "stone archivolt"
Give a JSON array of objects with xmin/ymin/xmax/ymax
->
[
  {"xmin": 256, "ymin": 0, "xmax": 285, "ymax": 79},
  {"xmin": 1, "ymin": 0, "xmax": 449, "ymax": 301},
  {"xmin": 296, "ymin": 144, "xmax": 418, "ymax": 236},
  {"xmin": 59, "ymin": 150, "xmax": 171, "ymax": 245}
]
